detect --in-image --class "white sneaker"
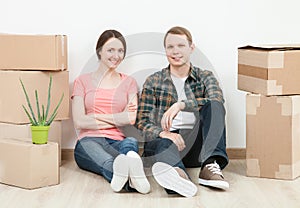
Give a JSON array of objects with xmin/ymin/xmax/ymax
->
[
  {"xmin": 152, "ymin": 162, "xmax": 197, "ymax": 197},
  {"xmin": 110, "ymin": 154, "xmax": 129, "ymax": 192},
  {"xmin": 126, "ymin": 151, "xmax": 150, "ymax": 194}
]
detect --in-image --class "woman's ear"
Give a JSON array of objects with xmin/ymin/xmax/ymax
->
[{"xmin": 97, "ymin": 50, "xmax": 101, "ymax": 60}]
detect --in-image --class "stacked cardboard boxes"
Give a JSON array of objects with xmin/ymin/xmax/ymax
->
[
  {"xmin": 0, "ymin": 34, "xmax": 69, "ymax": 189},
  {"xmin": 238, "ymin": 45, "xmax": 300, "ymax": 180}
]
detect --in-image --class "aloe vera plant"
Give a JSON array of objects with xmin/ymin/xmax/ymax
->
[{"xmin": 20, "ymin": 75, "xmax": 64, "ymax": 126}]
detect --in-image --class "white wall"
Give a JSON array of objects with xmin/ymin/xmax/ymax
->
[{"xmin": 1, "ymin": 0, "xmax": 300, "ymax": 149}]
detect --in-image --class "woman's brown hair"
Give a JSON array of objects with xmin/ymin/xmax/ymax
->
[{"xmin": 96, "ymin": 29, "xmax": 126, "ymax": 60}]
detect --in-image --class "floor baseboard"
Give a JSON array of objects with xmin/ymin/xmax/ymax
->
[
  {"xmin": 226, "ymin": 148, "xmax": 246, "ymax": 159},
  {"xmin": 62, "ymin": 148, "xmax": 246, "ymax": 161},
  {"xmin": 62, "ymin": 149, "xmax": 75, "ymax": 161}
]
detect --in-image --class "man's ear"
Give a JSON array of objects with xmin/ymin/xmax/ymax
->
[{"xmin": 190, "ymin": 43, "xmax": 195, "ymax": 52}]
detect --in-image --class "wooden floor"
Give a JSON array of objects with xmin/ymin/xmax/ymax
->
[{"xmin": 0, "ymin": 159, "xmax": 300, "ymax": 208}]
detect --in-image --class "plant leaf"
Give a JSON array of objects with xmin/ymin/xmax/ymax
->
[
  {"xmin": 46, "ymin": 93, "xmax": 64, "ymax": 125},
  {"xmin": 45, "ymin": 112, "xmax": 57, "ymax": 126},
  {"xmin": 44, "ymin": 75, "xmax": 52, "ymax": 121},
  {"xmin": 42, "ymin": 105, "xmax": 45, "ymax": 124},
  {"xmin": 35, "ymin": 90, "xmax": 42, "ymax": 125},
  {"xmin": 22, "ymin": 105, "xmax": 37, "ymax": 125},
  {"xmin": 19, "ymin": 78, "xmax": 37, "ymax": 125}
]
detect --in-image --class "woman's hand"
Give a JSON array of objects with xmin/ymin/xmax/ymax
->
[
  {"xmin": 126, "ymin": 102, "xmax": 137, "ymax": 112},
  {"xmin": 124, "ymin": 102, "xmax": 137, "ymax": 125}
]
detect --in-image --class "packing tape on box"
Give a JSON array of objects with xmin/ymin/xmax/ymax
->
[
  {"xmin": 61, "ymin": 35, "xmax": 65, "ymax": 70},
  {"xmin": 0, "ymin": 161, "xmax": 4, "ymax": 180}
]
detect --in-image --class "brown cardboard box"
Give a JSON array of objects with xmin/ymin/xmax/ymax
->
[
  {"xmin": 246, "ymin": 93, "xmax": 300, "ymax": 180},
  {"xmin": 238, "ymin": 45, "xmax": 300, "ymax": 95},
  {"xmin": 0, "ymin": 70, "xmax": 69, "ymax": 124},
  {"xmin": 0, "ymin": 138, "xmax": 59, "ymax": 189},
  {"xmin": 0, "ymin": 121, "xmax": 62, "ymax": 165},
  {"xmin": 0, "ymin": 34, "xmax": 67, "ymax": 71}
]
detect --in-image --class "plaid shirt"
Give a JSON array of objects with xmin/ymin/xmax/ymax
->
[{"xmin": 136, "ymin": 64, "xmax": 224, "ymax": 141}]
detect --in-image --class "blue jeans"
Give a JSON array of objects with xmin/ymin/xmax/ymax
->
[
  {"xmin": 74, "ymin": 136, "xmax": 139, "ymax": 182},
  {"xmin": 143, "ymin": 100, "xmax": 229, "ymax": 172}
]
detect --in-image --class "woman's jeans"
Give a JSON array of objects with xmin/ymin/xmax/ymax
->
[
  {"xmin": 143, "ymin": 100, "xmax": 229, "ymax": 172},
  {"xmin": 74, "ymin": 136, "xmax": 139, "ymax": 182}
]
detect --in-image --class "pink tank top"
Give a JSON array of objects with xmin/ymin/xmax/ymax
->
[{"xmin": 72, "ymin": 72, "xmax": 138, "ymax": 140}]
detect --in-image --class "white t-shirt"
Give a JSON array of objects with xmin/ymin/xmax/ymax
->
[{"xmin": 170, "ymin": 75, "xmax": 196, "ymax": 131}]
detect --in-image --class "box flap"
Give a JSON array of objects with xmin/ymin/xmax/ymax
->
[{"xmin": 239, "ymin": 45, "xmax": 300, "ymax": 51}]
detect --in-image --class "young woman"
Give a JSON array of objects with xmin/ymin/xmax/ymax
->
[{"xmin": 71, "ymin": 29, "xmax": 150, "ymax": 194}]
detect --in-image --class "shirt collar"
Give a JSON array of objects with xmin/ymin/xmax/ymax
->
[{"xmin": 162, "ymin": 63, "xmax": 197, "ymax": 82}]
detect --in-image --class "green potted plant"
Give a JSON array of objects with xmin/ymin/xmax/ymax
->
[{"xmin": 20, "ymin": 75, "xmax": 64, "ymax": 144}]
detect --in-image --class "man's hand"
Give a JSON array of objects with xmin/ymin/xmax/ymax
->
[
  {"xmin": 161, "ymin": 102, "xmax": 185, "ymax": 131},
  {"xmin": 159, "ymin": 131, "xmax": 186, "ymax": 151}
]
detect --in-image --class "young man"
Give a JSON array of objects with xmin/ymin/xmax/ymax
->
[{"xmin": 136, "ymin": 26, "xmax": 229, "ymax": 197}]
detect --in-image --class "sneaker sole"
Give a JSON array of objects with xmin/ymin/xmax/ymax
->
[
  {"xmin": 111, "ymin": 154, "xmax": 129, "ymax": 192},
  {"xmin": 127, "ymin": 151, "xmax": 150, "ymax": 194},
  {"xmin": 152, "ymin": 162, "xmax": 197, "ymax": 197},
  {"xmin": 198, "ymin": 178, "xmax": 229, "ymax": 190}
]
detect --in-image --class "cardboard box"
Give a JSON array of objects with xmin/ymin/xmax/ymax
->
[
  {"xmin": 0, "ymin": 121, "xmax": 62, "ymax": 165},
  {"xmin": 0, "ymin": 138, "xmax": 59, "ymax": 189},
  {"xmin": 238, "ymin": 45, "xmax": 300, "ymax": 95},
  {"xmin": 246, "ymin": 93, "xmax": 300, "ymax": 180},
  {"xmin": 0, "ymin": 34, "xmax": 67, "ymax": 71},
  {"xmin": 0, "ymin": 70, "xmax": 69, "ymax": 124}
]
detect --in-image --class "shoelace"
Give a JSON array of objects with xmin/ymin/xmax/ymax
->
[{"xmin": 206, "ymin": 161, "xmax": 223, "ymax": 176}]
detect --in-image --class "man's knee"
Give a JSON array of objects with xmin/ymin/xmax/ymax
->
[
  {"xmin": 200, "ymin": 100, "xmax": 225, "ymax": 118},
  {"xmin": 203, "ymin": 100, "xmax": 224, "ymax": 110}
]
